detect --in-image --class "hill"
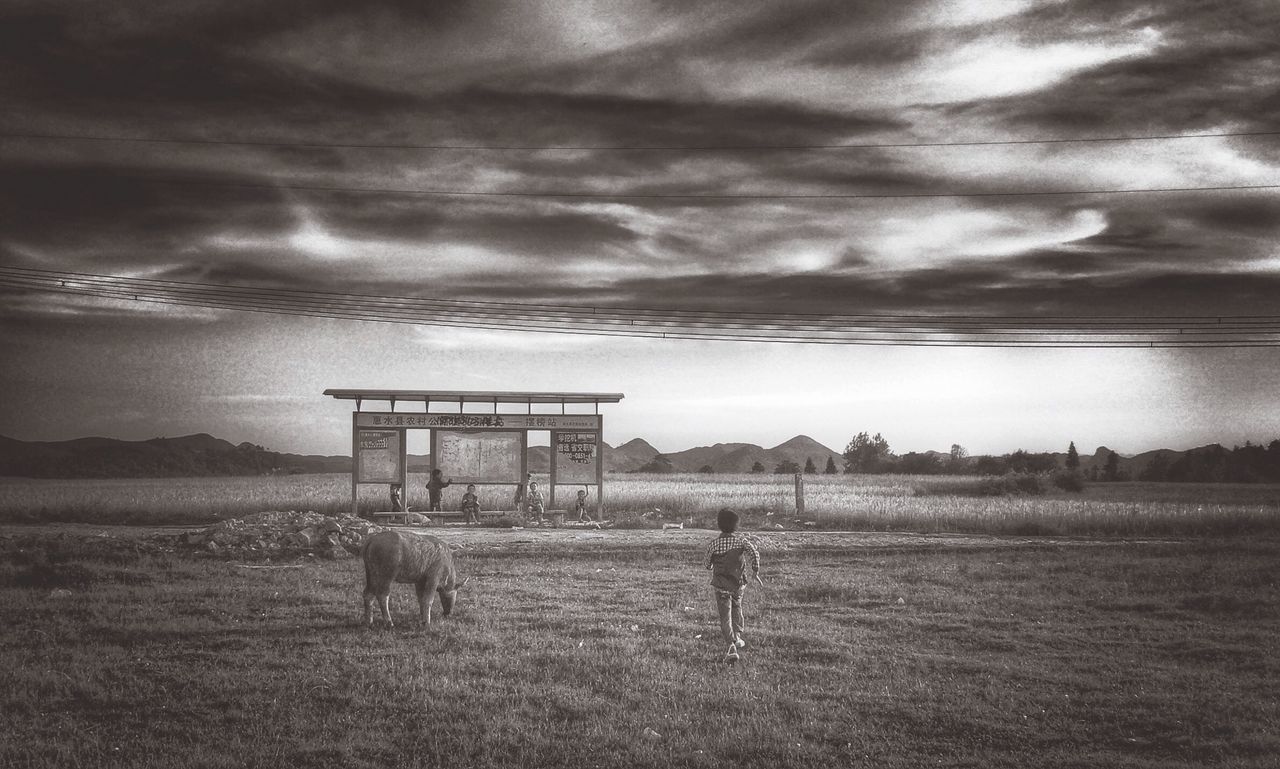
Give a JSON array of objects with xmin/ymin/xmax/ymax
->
[
  {"xmin": 4, "ymin": 432, "xmax": 1265, "ymax": 482},
  {"xmin": 606, "ymin": 438, "xmax": 661, "ymax": 473},
  {"xmin": 0, "ymin": 433, "xmax": 287, "ymax": 478},
  {"xmin": 650, "ymin": 435, "xmax": 843, "ymax": 473}
]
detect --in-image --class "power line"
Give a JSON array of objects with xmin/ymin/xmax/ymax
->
[
  {"xmin": 7, "ymin": 266, "xmax": 1280, "ymax": 328},
  {"xmin": 3, "ymin": 267, "xmax": 1279, "ymax": 347},
  {"xmin": 4, "ymin": 129, "xmax": 1279, "ymax": 152},
  {"xmin": 82, "ymin": 173, "xmax": 1280, "ymax": 201}
]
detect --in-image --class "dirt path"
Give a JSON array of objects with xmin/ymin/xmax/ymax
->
[
  {"xmin": 416, "ymin": 525, "xmax": 1175, "ymax": 552},
  {"xmin": 0, "ymin": 521, "xmax": 1172, "ymax": 552}
]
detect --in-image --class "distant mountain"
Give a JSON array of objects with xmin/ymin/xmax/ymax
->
[
  {"xmin": 767, "ymin": 435, "xmax": 845, "ymax": 472},
  {"xmin": 3, "ymin": 431, "xmax": 1259, "ymax": 481},
  {"xmin": 0, "ymin": 433, "xmax": 288, "ymax": 478},
  {"xmin": 654, "ymin": 435, "xmax": 843, "ymax": 473},
  {"xmin": 606, "ymin": 438, "xmax": 660, "ymax": 473},
  {"xmin": 280, "ymin": 452, "xmax": 353, "ymax": 474}
]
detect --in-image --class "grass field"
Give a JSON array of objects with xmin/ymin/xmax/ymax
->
[
  {"xmin": 1, "ymin": 529, "xmax": 1276, "ymax": 768},
  {"xmin": 2, "ymin": 472, "xmax": 1279, "ymax": 537}
]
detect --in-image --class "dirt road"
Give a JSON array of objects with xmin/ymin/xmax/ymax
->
[{"xmin": 0, "ymin": 520, "xmax": 1168, "ymax": 554}]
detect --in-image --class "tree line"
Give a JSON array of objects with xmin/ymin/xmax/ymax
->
[{"xmin": 840, "ymin": 432, "xmax": 1280, "ymax": 483}]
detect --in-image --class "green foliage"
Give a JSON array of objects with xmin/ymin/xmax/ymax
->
[
  {"xmin": 843, "ymin": 431, "xmax": 892, "ymax": 473},
  {"xmin": 1103, "ymin": 450, "xmax": 1121, "ymax": 481},
  {"xmin": 1052, "ymin": 470, "xmax": 1086, "ymax": 492},
  {"xmin": 823, "ymin": 456, "xmax": 838, "ymax": 474},
  {"xmin": 749, "ymin": 461, "xmax": 766, "ymax": 474},
  {"xmin": 803, "ymin": 457, "xmax": 817, "ymax": 474},
  {"xmin": 1066, "ymin": 441, "xmax": 1080, "ymax": 470},
  {"xmin": 774, "ymin": 459, "xmax": 801, "ymax": 474},
  {"xmin": 635, "ymin": 454, "xmax": 675, "ymax": 474},
  {"xmin": 697, "ymin": 464, "xmax": 714, "ymax": 474}
]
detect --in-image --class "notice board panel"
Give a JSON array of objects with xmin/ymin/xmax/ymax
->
[
  {"xmin": 553, "ymin": 430, "xmax": 599, "ymax": 485},
  {"xmin": 432, "ymin": 430, "xmax": 524, "ymax": 484},
  {"xmin": 356, "ymin": 429, "xmax": 402, "ymax": 483}
]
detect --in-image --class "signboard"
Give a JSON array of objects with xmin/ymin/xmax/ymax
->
[
  {"xmin": 356, "ymin": 429, "xmax": 402, "ymax": 483},
  {"xmin": 553, "ymin": 430, "xmax": 599, "ymax": 484},
  {"xmin": 432, "ymin": 430, "xmax": 524, "ymax": 483},
  {"xmin": 356, "ymin": 413, "xmax": 600, "ymax": 430}
]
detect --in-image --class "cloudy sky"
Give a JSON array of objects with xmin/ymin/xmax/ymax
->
[{"xmin": 2, "ymin": 0, "xmax": 1279, "ymax": 457}]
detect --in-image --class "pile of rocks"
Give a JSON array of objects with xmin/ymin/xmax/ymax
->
[{"xmin": 179, "ymin": 510, "xmax": 385, "ymax": 560}]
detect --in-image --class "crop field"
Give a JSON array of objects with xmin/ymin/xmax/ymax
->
[
  {"xmin": 1, "ymin": 528, "xmax": 1277, "ymax": 768},
  {"xmin": 2, "ymin": 472, "xmax": 1279, "ymax": 537}
]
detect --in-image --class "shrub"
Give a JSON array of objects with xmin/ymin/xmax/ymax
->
[
  {"xmin": 1052, "ymin": 471, "xmax": 1086, "ymax": 492},
  {"xmin": 965, "ymin": 473, "xmax": 1047, "ymax": 496},
  {"xmin": 1008, "ymin": 473, "xmax": 1047, "ymax": 495}
]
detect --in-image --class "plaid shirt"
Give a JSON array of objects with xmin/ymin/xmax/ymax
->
[{"xmin": 705, "ymin": 533, "xmax": 760, "ymax": 574}]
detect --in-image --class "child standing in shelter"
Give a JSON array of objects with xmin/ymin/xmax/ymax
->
[
  {"xmin": 426, "ymin": 469, "xmax": 452, "ymax": 512},
  {"xmin": 460, "ymin": 484, "xmax": 481, "ymax": 525},
  {"xmin": 705, "ymin": 507, "xmax": 761, "ymax": 663},
  {"xmin": 525, "ymin": 481, "xmax": 546, "ymax": 526},
  {"xmin": 571, "ymin": 489, "xmax": 591, "ymax": 523},
  {"xmin": 513, "ymin": 472, "xmax": 531, "ymax": 511}
]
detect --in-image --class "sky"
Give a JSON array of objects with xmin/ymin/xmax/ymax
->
[{"xmin": 2, "ymin": 0, "xmax": 1279, "ymax": 457}]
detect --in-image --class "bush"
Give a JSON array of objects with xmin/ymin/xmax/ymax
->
[
  {"xmin": 968, "ymin": 473, "xmax": 1046, "ymax": 496},
  {"xmin": 1052, "ymin": 471, "xmax": 1086, "ymax": 492},
  {"xmin": 1007, "ymin": 473, "xmax": 1047, "ymax": 495}
]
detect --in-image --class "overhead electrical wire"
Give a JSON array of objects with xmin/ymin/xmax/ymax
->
[
  {"xmin": 3, "ymin": 266, "xmax": 1278, "ymax": 348},
  {"xmin": 4, "ymin": 129, "xmax": 1279, "ymax": 152},
  {"xmin": 65, "ymin": 174, "xmax": 1280, "ymax": 201}
]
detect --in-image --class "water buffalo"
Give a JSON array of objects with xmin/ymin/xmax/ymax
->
[{"xmin": 361, "ymin": 531, "xmax": 467, "ymax": 628}]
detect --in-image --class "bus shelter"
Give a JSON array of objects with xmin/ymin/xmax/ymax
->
[{"xmin": 323, "ymin": 389, "xmax": 624, "ymax": 519}]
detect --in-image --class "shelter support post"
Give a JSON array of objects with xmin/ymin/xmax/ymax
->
[
  {"xmin": 350, "ymin": 412, "xmax": 359, "ymax": 517},
  {"xmin": 597, "ymin": 416, "xmax": 605, "ymax": 521}
]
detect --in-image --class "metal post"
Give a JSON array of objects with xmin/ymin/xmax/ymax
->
[
  {"xmin": 795, "ymin": 472, "xmax": 805, "ymax": 517},
  {"xmin": 398, "ymin": 428, "xmax": 408, "ymax": 516},
  {"xmin": 549, "ymin": 430, "xmax": 558, "ymax": 510},
  {"xmin": 518, "ymin": 430, "xmax": 529, "ymax": 513},
  {"xmin": 596, "ymin": 416, "xmax": 605, "ymax": 521},
  {"xmin": 350, "ymin": 412, "xmax": 359, "ymax": 517}
]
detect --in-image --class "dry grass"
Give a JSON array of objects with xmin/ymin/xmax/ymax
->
[
  {"xmin": 2, "ymin": 473, "xmax": 1278, "ymax": 536},
  {"xmin": 0, "ymin": 531, "xmax": 1277, "ymax": 768}
]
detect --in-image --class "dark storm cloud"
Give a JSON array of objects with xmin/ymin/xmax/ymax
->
[
  {"xmin": 606, "ymin": 266, "xmax": 1280, "ymax": 318},
  {"xmin": 1183, "ymin": 197, "xmax": 1280, "ymax": 235},
  {"xmin": 2, "ymin": 0, "xmax": 1278, "ymax": 326},
  {"xmin": 0, "ymin": 6, "xmax": 416, "ymax": 124},
  {"xmin": 0, "ymin": 161, "xmax": 295, "ymax": 253},
  {"xmin": 410, "ymin": 88, "xmax": 906, "ymax": 148}
]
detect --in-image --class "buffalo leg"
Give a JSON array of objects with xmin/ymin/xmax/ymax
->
[
  {"xmin": 416, "ymin": 579, "xmax": 437, "ymax": 625},
  {"xmin": 378, "ymin": 593, "xmax": 394, "ymax": 628}
]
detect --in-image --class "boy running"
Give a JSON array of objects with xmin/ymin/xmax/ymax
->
[{"xmin": 705, "ymin": 507, "xmax": 761, "ymax": 663}]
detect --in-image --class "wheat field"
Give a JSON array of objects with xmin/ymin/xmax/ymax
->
[{"xmin": 2, "ymin": 472, "xmax": 1278, "ymax": 536}]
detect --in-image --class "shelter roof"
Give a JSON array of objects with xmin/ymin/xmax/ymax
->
[{"xmin": 323, "ymin": 389, "xmax": 623, "ymax": 406}]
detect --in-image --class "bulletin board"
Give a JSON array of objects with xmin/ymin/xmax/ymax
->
[
  {"xmin": 431, "ymin": 430, "xmax": 524, "ymax": 484},
  {"xmin": 552, "ymin": 430, "xmax": 600, "ymax": 484},
  {"xmin": 356, "ymin": 429, "xmax": 403, "ymax": 484}
]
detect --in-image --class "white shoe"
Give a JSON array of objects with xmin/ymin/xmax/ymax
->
[
  {"xmin": 734, "ymin": 637, "xmax": 746, "ymax": 649},
  {"xmin": 725, "ymin": 645, "xmax": 740, "ymax": 663}
]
